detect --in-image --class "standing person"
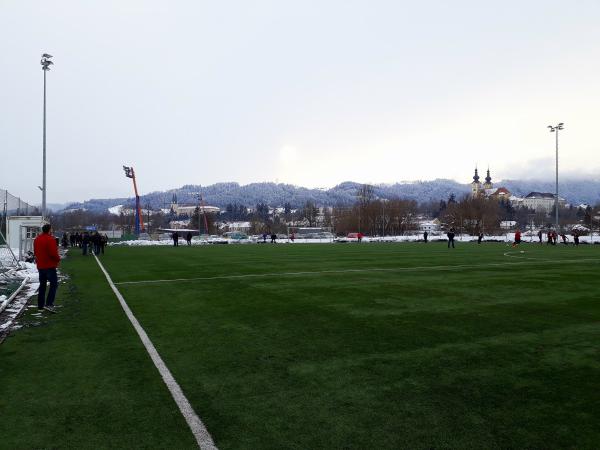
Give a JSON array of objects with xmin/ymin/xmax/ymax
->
[
  {"xmin": 61, "ymin": 233, "xmax": 69, "ymax": 249},
  {"xmin": 93, "ymin": 231, "xmax": 102, "ymax": 255},
  {"xmin": 33, "ymin": 224, "xmax": 60, "ymax": 313},
  {"xmin": 560, "ymin": 233, "xmax": 568, "ymax": 245},
  {"xmin": 573, "ymin": 232, "xmax": 580, "ymax": 246},
  {"xmin": 82, "ymin": 232, "xmax": 90, "ymax": 255},
  {"xmin": 512, "ymin": 229, "xmax": 522, "ymax": 247},
  {"xmin": 172, "ymin": 231, "xmax": 179, "ymax": 247},
  {"xmin": 423, "ymin": 231, "xmax": 428, "ymax": 243},
  {"xmin": 271, "ymin": 233, "xmax": 277, "ymax": 243},
  {"xmin": 186, "ymin": 231, "xmax": 192, "ymax": 246},
  {"xmin": 357, "ymin": 232, "xmax": 364, "ymax": 243},
  {"xmin": 262, "ymin": 233, "xmax": 268, "ymax": 243},
  {"xmin": 447, "ymin": 228, "xmax": 456, "ymax": 249},
  {"xmin": 477, "ymin": 232, "xmax": 484, "ymax": 244},
  {"xmin": 537, "ymin": 230, "xmax": 543, "ymax": 244},
  {"xmin": 290, "ymin": 232, "xmax": 295, "ymax": 242},
  {"xmin": 100, "ymin": 234, "xmax": 108, "ymax": 254}
]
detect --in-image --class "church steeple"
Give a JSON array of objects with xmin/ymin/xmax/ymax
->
[
  {"xmin": 483, "ymin": 168, "xmax": 493, "ymax": 189},
  {"xmin": 471, "ymin": 167, "xmax": 482, "ymax": 197}
]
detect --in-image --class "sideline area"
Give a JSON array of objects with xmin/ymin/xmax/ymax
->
[{"xmin": 0, "ymin": 252, "xmax": 198, "ymax": 449}]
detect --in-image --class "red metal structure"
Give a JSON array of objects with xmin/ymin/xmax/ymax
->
[{"xmin": 123, "ymin": 166, "xmax": 145, "ymax": 234}]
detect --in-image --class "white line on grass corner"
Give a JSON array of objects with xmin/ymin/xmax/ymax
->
[{"xmin": 94, "ymin": 255, "xmax": 217, "ymax": 450}]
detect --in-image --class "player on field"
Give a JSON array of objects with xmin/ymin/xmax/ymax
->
[
  {"xmin": 512, "ymin": 229, "xmax": 521, "ymax": 247},
  {"xmin": 447, "ymin": 228, "xmax": 455, "ymax": 249}
]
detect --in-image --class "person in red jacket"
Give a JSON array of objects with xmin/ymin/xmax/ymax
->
[
  {"xmin": 33, "ymin": 223, "xmax": 61, "ymax": 312},
  {"xmin": 512, "ymin": 229, "xmax": 522, "ymax": 247}
]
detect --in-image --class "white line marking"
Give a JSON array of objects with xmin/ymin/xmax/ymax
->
[
  {"xmin": 94, "ymin": 255, "xmax": 217, "ymax": 450},
  {"xmin": 114, "ymin": 257, "xmax": 600, "ymax": 286}
]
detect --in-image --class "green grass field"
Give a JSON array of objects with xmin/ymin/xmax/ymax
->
[{"xmin": 2, "ymin": 242, "xmax": 600, "ymax": 449}]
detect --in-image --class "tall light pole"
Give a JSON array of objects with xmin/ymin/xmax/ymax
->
[
  {"xmin": 40, "ymin": 53, "xmax": 54, "ymax": 218},
  {"xmin": 548, "ymin": 122, "xmax": 564, "ymax": 232}
]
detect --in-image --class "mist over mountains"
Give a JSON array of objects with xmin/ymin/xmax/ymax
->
[{"xmin": 64, "ymin": 178, "xmax": 600, "ymax": 212}]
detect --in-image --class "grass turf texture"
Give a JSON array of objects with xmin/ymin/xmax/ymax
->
[{"xmin": 2, "ymin": 242, "xmax": 600, "ymax": 448}]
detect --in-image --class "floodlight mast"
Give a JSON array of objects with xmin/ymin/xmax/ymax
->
[
  {"xmin": 547, "ymin": 123, "xmax": 564, "ymax": 232},
  {"xmin": 122, "ymin": 166, "xmax": 145, "ymax": 234},
  {"xmin": 40, "ymin": 53, "xmax": 54, "ymax": 218}
]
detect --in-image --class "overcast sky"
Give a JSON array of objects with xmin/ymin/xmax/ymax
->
[{"xmin": 2, "ymin": 0, "xmax": 600, "ymax": 204}]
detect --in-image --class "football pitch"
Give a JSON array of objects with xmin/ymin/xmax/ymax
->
[{"xmin": 2, "ymin": 242, "xmax": 600, "ymax": 448}]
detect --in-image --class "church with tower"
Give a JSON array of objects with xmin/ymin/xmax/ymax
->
[{"xmin": 470, "ymin": 168, "xmax": 511, "ymax": 199}]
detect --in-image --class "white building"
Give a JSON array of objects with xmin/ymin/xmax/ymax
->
[
  {"xmin": 418, "ymin": 218, "xmax": 441, "ymax": 232},
  {"xmin": 223, "ymin": 222, "xmax": 251, "ymax": 233},
  {"xmin": 169, "ymin": 194, "xmax": 220, "ymax": 217},
  {"xmin": 522, "ymin": 192, "xmax": 566, "ymax": 213}
]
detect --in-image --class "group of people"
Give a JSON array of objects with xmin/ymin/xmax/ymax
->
[
  {"xmin": 442, "ymin": 227, "xmax": 582, "ymax": 248},
  {"xmin": 171, "ymin": 231, "xmax": 194, "ymax": 246},
  {"xmin": 261, "ymin": 233, "xmax": 278, "ymax": 243},
  {"xmin": 537, "ymin": 229, "xmax": 581, "ymax": 246},
  {"xmin": 60, "ymin": 231, "xmax": 108, "ymax": 255}
]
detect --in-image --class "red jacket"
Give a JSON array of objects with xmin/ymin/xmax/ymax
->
[{"xmin": 34, "ymin": 232, "xmax": 60, "ymax": 269}]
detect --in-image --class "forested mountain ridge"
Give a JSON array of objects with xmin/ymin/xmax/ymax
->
[{"xmin": 64, "ymin": 179, "xmax": 600, "ymax": 212}]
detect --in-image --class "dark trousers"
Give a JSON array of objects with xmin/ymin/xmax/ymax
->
[
  {"xmin": 38, "ymin": 268, "xmax": 58, "ymax": 308},
  {"xmin": 82, "ymin": 243, "xmax": 88, "ymax": 255},
  {"xmin": 448, "ymin": 238, "xmax": 455, "ymax": 248}
]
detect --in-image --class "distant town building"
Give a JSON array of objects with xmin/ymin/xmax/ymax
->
[
  {"xmin": 522, "ymin": 192, "xmax": 566, "ymax": 213},
  {"xmin": 223, "ymin": 221, "xmax": 252, "ymax": 233},
  {"xmin": 170, "ymin": 194, "xmax": 220, "ymax": 217},
  {"xmin": 418, "ymin": 218, "xmax": 441, "ymax": 232}
]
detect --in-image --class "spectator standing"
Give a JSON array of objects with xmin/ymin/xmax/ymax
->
[
  {"xmin": 82, "ymin": 232, "xmax": 90, "ymax": 255},
  {"xmin": 186, "ymin": 232, "xmax": 192, "ymax": 246},
  {"xmin": 61, "ymin": 233, "xmax": 69, "ymax": 249},
  {"xmin": 172, "ymin": 231, "xmax": 179, "ymax": 247},
  {"xmin": 100, "ymin": 234, "xmax": 108, "ymax": 254},
  {"xmin": 423, "ymin": 231, "xmax": 428, "ymax": 243},
  {"xmin": 92, "ymin": 232, "xmax": 102, "ymax": 255},
  {"xmin": 537, "ymin": 230, "xmax": 543, "ymax": 244},
  {"xmin": 478, "ymin": 232, "xmax": 484, "ymax": 244},
  {"xmin": 447, "ymin": 228, "xmax": 456, "ymax": 249},
  {"xmin": 33, "ymin": 224, "xmax": 60, "ymax": 313}
]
